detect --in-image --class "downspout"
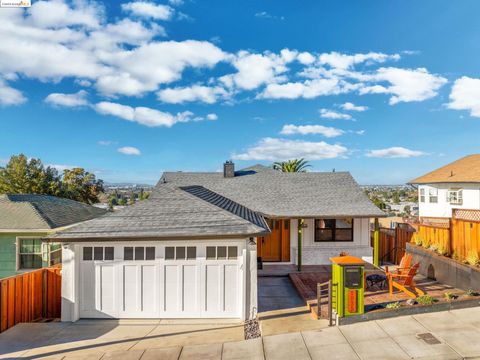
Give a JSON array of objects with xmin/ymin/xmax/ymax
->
[
  {"xmin": 298, "ymin": 219, "xmax": 304, "ymax": 271},
  {"xmin": 373, "ymin": 218, "xmax": 379, "ymax": 267}
]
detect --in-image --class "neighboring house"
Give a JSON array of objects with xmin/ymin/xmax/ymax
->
[
  {"xmin": 0, "ymin": 194, "xmax": 107, "ymax": 279},
  {"xmin": 52, "ymin": 162, "xmax": 384, "ymax": 322},
  {"xmin": 410, "ymin": 154, "xmax": 480, "ymax": 219}
]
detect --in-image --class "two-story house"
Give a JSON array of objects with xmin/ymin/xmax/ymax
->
[{"xmin": 410, "ymin": 154, "xmax": 480, "ymax": 220}]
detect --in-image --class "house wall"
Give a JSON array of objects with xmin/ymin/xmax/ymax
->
[
  {"xmin": 289, "ymin": 218, "xmax": 372, "ymax": 265},
  {"xmin": 418, "ymin": 183, "xmax": 480, "ymax": 218},
  {"xmin": 0, "ymin": 232, "xmax": 50, "ymax": 279}
]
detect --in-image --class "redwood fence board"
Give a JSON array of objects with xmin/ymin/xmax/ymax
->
[{"xmin": 0, "ymin": 266, "xmax": 61, "ymax": 333}]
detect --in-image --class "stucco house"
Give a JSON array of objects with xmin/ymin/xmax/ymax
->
[
  {"xmin": 52, "ymin": 163, "xmax": 384, "ymax": 322},
  {"xmin": 410, "ymin": 154, "xmax": 480, "ymax": 220},
  {"xmin": 0, "ymin": 194, "xmax": 106, "ymax": 278}
]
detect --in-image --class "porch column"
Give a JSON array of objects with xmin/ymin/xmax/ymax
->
[
  {"xmin": 373, "ymin": 218, "xmax": 379, "ymax": 267},
  {"xmin": 298, "ymin": 219, "xmax": 304, "ymax": 271}
]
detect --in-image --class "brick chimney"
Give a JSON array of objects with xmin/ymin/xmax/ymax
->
[{"xmin": 223, "ymin": 160, "xmax": 235, "ymax": 178}]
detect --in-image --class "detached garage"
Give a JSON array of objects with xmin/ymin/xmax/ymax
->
[{"xmin": 53, "ymin": 185, "xmax": 268, "ymax": 321}]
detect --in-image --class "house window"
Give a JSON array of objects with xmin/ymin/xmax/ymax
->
[
  {"xmin": 420, "ymin": 188, "xmax": 425, "ymax": 203},
  {"xmin": 18, "ymin": 238, "xmax": 43, "ymax": 269},
  {"xmin": 447, "ymin": 189, "xmax": 463, "ymax": 205},
  {"xmin": 18, "ymin": 239, "xmax": 63, "ymax": 270},
  {"xmin": 314, "ymin": 219, "xmax": 353, "ymax": 242},
  {"xmin": 429, "ymin": 188, "xmax": 438, "ymax": 203}
]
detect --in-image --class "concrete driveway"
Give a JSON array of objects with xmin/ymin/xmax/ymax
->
[{"xmin": 258, "ymin": 276, "xmax": 305, "ymax": 313}]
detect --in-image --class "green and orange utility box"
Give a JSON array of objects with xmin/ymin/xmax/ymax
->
[{"xmin": 330, "ymin": 256, "xmax": 365, "ymax": 317}]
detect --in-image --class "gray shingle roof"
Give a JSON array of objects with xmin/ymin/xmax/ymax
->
[
  {"xmin": 50, "ymin": 185, "xmax": 270, "ymax": 240},
  {"xmin": 157, "ymin": 165, "xmax": 385, "ymax": 218},
  {"xmin": 0, "ymin": 194, "xmax": 107, "ymax": 230}
]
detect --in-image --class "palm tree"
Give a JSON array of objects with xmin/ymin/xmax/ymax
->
[{"xmin": 272, "ymin": 158, "xmax": 311, "ymax": 173}]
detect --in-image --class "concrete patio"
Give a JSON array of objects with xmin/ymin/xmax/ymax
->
[{"xmin": 3, "ymin": 307, "xmax": 480, "ymax": 359}]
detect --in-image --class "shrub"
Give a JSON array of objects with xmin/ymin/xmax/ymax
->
[
  {"xmin": 437, "ymin": 243, "xmax": 448, "ymax": 256},
  {"xmin": 452, "ymin": 251, "xmax": 460, "ymax": 261},
  {"xmin": 414, "ymin": 234, "xmax": 422, "ymax": 246},
  {"xmin": 466, "ymin": 250, "xmax": 479, "ymax": 266},
  {"xmin": 385, "ymin": 302, "xmax": 401, "ymax": 309},
  {"xmin": 444, "ymin": 292, "xmax": 458, "ymax": 301},
  {"xmin": 416, "ymin": 295, "xmax": 435, "ymax": 305},
  {"xmin": 421, "ymin": 237, "xmax": 431, "ymax": 249},
  {"xmin": 466, "ymin": 289, "xmax": 480, "ymax": 297},
  {"xmin": 429, "ymin": 243, "xmax": 438, "ymax": 252}
]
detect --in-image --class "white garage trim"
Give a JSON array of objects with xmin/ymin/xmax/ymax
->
[{"xmin": 62, "ymin": 239, "xmax": 255, "ymax": 321}]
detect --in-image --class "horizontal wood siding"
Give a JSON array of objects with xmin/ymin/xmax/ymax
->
[{"xmin": 0, "ymin": 266, "xmax": 61, "ymax": 333}]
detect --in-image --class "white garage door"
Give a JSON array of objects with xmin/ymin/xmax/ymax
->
[{"xmin": 78, "ymin": 241, "xmax": 245, "ymax": 319}]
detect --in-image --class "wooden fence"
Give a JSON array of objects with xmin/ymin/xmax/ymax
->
[
  {"xmin": 371, "ymin": 224, "xmax": 416, "ymax": 265},
  {"xmin": 414, "ymin": 210, "xmax": 480, "ymax": 261},
  {"xmin": 0, "ymin": 266, "xmax": 61, "ymax": 333}
]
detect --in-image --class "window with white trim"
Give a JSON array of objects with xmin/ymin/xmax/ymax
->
[
  {"xmin": 18, "ymin": 238, "xmax": 63, "ymax": 270},
  {"xmin": 447, "ymin": 189, "xmax": 463, "ymax": 205},
  {"xmin": 429, "ymin": 188, "xmax": 438, "ymax": 203},
  {"xmin": 165, "ymin": 246, "xmax": 196, "ymax": 260},
  {"xmin": 419, "ymin": 188, "xmax": 425, "ymax": 203}
]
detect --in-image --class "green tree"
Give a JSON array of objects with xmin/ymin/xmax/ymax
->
[
  {"xmin": 129, "ymin": 191, "xmax": 136, "ymax": 205},
  {"xmin": 0, "ymin": 154, "xmax": 62, "ymax": 195},
  {"xmin": 61, "ymin": 168, "xmax": 104, "ymax": 204},
  {"xmin": 272, "ymin": 158, "xmax": 311, "ymax": 173},
  {"xmin": 118, "ymin": 197, "xmax": 127, "ymax": 206}
]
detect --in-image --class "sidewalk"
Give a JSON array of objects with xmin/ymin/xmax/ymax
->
[{"xmin": 3, "ymin": 307, "xmax": 480, "ymax": 359}]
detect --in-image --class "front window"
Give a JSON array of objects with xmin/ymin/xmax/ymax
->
[
  {"xmin": 429, "ymin": 188, "xmax": 438, "ymax": 203},
  {"xmin": 420, "ymin": 188, "xmax": 425, "ymax": 203},
  {"xmin": 314, "ymin": 219, "xmax": 353, "ymax": 242},
  {"xmin": 447, "ymin": 189, "xmax": 463, "ymax": 205}
]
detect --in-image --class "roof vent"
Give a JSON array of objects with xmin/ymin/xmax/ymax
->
[{"xmin": 224, "ymin": 160, "xmax": 235, "ymax": 178}]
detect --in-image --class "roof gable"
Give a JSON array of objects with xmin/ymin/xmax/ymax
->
[{"xmin": 410, "ymin": 154, "xmax": 480, "ymax": 184}]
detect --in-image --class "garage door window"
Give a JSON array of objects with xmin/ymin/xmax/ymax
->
[
  {"xmin": 165, "ymin": 246, "xmax": 196, "ymax": 260},
  {"xmin": 124, "ymin": 246, "xmax": 155, "ymax": 261},
  {"xmin": 206, "ymin": 246, "xmax": 237, "ymax": 260},
  {"xmin": 83, "ymin": 247, "xmax": 114, "ymax": 261}
]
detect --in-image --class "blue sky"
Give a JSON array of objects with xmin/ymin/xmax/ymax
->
[{"xmin": 1, "ymin": 0, "xmax": 480, "ymax": 184}]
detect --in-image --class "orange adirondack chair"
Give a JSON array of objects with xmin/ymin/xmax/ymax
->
[
  {"xmin": 395, "ymin": 254, "xmax": 413, "ymax": 276},
  {"xmin": 387, "ymin": 262, "xmax": 425, "ymax": 298}
]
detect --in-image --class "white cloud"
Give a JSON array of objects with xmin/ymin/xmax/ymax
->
[
  {"xmin": 118, "ymin": 146, "xmax": 141, "ymax": 156},
  {"xmin": 232, "ymin": 137, "xmax": 348, "ymax": 161},
  {"xmin": 260, "ymin": 78, "xmax": 353, "ymax": 99},
  {"xmin": 254, "ymin": 11, "xmax": 284, "ymax": 20},
  {"xmin": 98, "ymin": 140, "xmax": 116, "ymax": 146},
  {"xmin": 280, "ymin": 124, "xmax": 344, "ymax": 138},
  {"xmin": 27, "ymin": 0, "xmax": 103, "ymax": 29},
  {"xmin": 94, "ymin": 101, "xmax": 210, "ymax": 127},
  {"xmin": 0, "ymin": 79, "xmax": 26, "ymax": 106},
  {"xmin": 121, "ymin": 2, "xmax": 174, "ymax": 20},
  {"xmin": 157, "ymin": 85, "xmax": 228, "ymax": 104},
  {"xmin": 221, "ymin": 50, "xmax": 293, "ymax": 91},
  {"xmin": 319, "ymin": 109, "xmax": 352, "ymax": 120},
  {"xmin": 319, "ymin": 52, "xmax": 400, "ymax": 70},
  {"xmin": 297, "ymin": 52, "xmax": 316, "ymax": 65},
  {"xmin": 366, "ymin": 147, "xmax": 425, "ymax": 158},
  {"xmin": 340, "ymin": 102, "xmax": 368, "ymax": 111},
  {"xmin": 447, "ymin": 76, "xmax": 480, "ymax": 117},
  {"xmin": 206, "ymin": 113, "xmax": 218, "ymax": 120},
  {"xmin": 44, "ymin": 90, "xmax": 88, "ymax": 107},
  {"xmin": 361, "ymin": 67, "xmax": 447, "ymax": 104},
  {"xmin": 96, "ymin": 40, "xmax": 227, "ymax": 96}
]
